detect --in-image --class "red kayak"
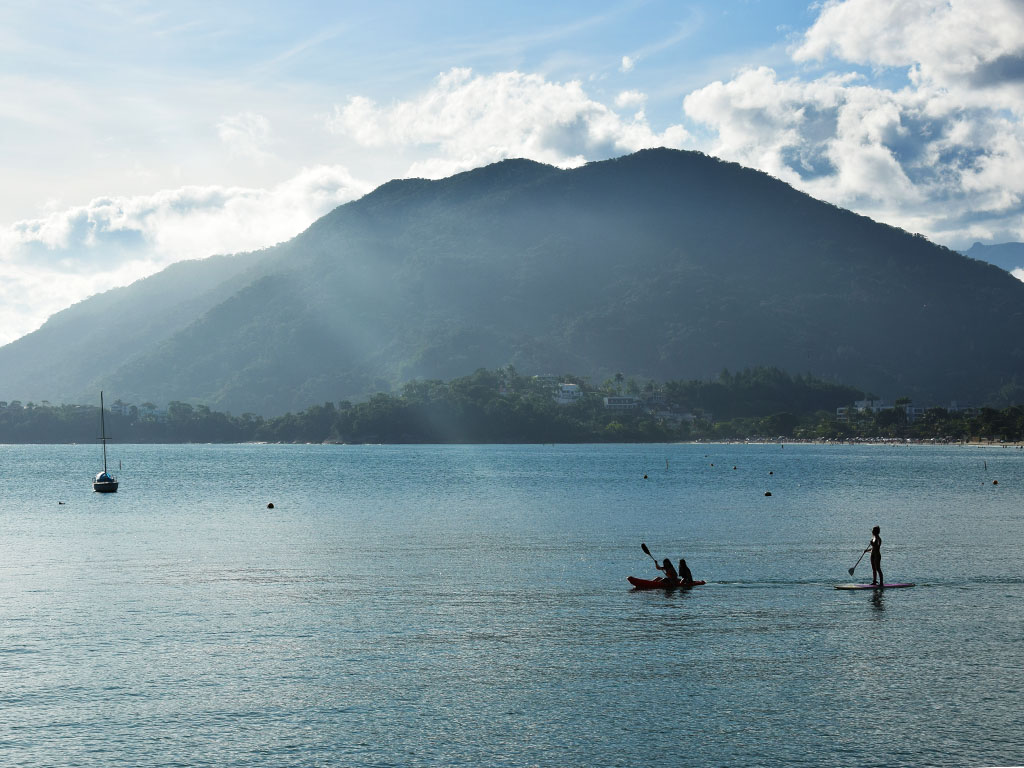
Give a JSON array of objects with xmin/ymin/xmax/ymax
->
[{"xmin": 628, "ymin": 576, "xmax": 706, "ymax": 590}]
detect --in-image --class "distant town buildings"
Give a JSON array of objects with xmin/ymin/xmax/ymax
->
[
  {"xmin": 0, "ymin": 398, "xmax": 169, "ymax": 421},
  {"xmin": 836, "ymin": 399, "xmax": 979, "ymax": 424},
  {"xmin": 537, "ymin": 378, "xmax": 705, "ymax": 422}
]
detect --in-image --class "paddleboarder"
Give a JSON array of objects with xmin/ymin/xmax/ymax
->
[
  {"xmin": 654, "ymin": 557, "xmax": 680, "ymax": 587},
  {"xmin": 865, "ymin": 526, "xmax": 883, "ymax": 585}
]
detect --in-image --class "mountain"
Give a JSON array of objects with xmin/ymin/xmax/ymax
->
[
  {"xmin": 2, "ymin": 148, "xmax": 1023, "ymax": 415},
  {"xmin": 0, "ymin": 251, "xmax": 262, "ymax": 405},
  {"xmin": 961, "ymin": 242, "xmax": 1024, "ymax": 273}
]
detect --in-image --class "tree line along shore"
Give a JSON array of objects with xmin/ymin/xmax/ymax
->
[{"xmin": 2, "ymin": 367, "xmax": 1022, "ymax": 444}]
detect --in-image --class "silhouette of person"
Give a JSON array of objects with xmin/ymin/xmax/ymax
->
[
  {"xmin": 655, "ymin": 557, "xmax": 680, "ymax": 586},
  {"xmin": 866, "ymin": 526, "xmax": 883, "ymax": 585},
  {"xmin": 678, "ymin": 558, "xmax": 694, "ymax": 585}
]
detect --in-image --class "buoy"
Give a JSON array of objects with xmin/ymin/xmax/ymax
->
[
  {"xmin": 643, "ymin": 474, "xmax": 648, "ymax": 480},
  {"xmin": 267, "ymin": 502, "xmax": 275, "ymax": 509},
  {"xmin": 710, "ymin": 463, "xmax": 714, "ymax": 467},
  {"xmin": 764, "ymin": 491, "xmax": 772, "ymax": 496},
  {"xmin": 733, "ymin": 466, "xmax": 737, "ymax": 470},
  {"xmin": 769, "ymin": 471, "xmax": 774, "ymax": 475},
  {"xmin": 993, "ymin": 480, "xmax": 998, "ymax": 485}
]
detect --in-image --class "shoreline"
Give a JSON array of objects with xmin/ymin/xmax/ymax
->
[{"xmin": 3, "ymin": 438, "xmax": 1023, "ymax": 448}]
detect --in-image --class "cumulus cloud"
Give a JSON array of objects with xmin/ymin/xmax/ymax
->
[
  {"xmin": 684, "ymin": 68, "xmax": 924, "ymax": 214},
  {"xmin": 620, "ymin": 55, "xmax": 636, "ymax": 72},
  {"xmin": 328, "ymin": 68, "xmax": 690, "ymax": 179},
  {"xmin": 615, "ymin": 90, "xmax": 647, "ymax": 109},
  {"xmin": 683, "ymin": 0, "xmax": 1024, "ymax": 247},
  {"xmin": 794, "ymin": 0, "xmax": 1024, "ymax": 94},
  {"xmin": 0, "ymin": 165, "xmax": 370, "ymax": 345}
]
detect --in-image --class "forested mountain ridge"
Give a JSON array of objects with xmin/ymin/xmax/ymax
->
[{"xmin": 2, "ymin": 148, "xmax": 1023, "ymax": 415}]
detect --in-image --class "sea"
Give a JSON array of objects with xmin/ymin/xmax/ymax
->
[{"xmin": 0, "ymin": 442, "xmax": 1021, "ymax": 767}]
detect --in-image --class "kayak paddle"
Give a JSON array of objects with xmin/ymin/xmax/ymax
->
[{"xmin": 641, "ymin": 542, "xmax": 658, "ymax": 565}]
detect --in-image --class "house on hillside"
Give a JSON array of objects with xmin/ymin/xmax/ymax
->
[
  {"xmin": 554, "ymin": 383, "xmax": 583, "ymax": 405},
  {"xmin": 603, "ymin": 396, "xmax": 640, "ymax": 411}
]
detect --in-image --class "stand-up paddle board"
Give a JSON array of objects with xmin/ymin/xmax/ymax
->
[{"xmin": 834, "ymin": 582, "xmax": 915, "ymax": 590}]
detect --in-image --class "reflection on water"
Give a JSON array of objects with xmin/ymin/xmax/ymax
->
[{"xmin": 869, "ymin": 589, "xmax": 886, "ymax": 612}]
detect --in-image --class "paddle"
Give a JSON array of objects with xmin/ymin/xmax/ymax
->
[
  {"xmin": 848, "ymin": 546, "xmax": 868, "ymax": 576},
  {"xmin": 641, "ymin": 542, "xmax": 658, "ymax": 566}
]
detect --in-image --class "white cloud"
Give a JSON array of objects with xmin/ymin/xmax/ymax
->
[
  {"xmin": 794, "ymin": 0, "xmax": 1024, "ymax": 95},
  {"xmin": 1012, "ymin": 267, "xmax": 1024, "ymax": 283},
  {"xmin": 615, "ymin": 89, "xmax": 647, "ymax": 109},
  {"xmin": 329, "ymin": 68, "xmax": 690, "ymax": 179},
  {"xmin": 683, "ymin": 0, "xmax": 1024, "ymax": 248},
  {"xmin": 620, "ymin": 55, "xmax": 635, "ymax": 72},
  {"xmin": 0, "ymin": 165, "xmax": 370, "ymax": 345}
]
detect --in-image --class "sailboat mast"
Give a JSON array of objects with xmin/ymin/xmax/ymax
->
[{"xmin": 100, "ymin": 391, "xmax": 109, "ymax": 474}]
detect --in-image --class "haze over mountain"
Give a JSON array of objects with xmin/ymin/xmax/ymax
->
[{"xmin": 2, "ymin": 148, "xmax": 1022, "ymax": 416}]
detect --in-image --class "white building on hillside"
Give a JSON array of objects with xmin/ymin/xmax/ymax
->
[
  {"xmin": 555, "ymin": 383, "xmax": 583, "ymax": 405},
  {"xmin": 604, "ymin": 396, "xmax": 639, "ymax": 411}
]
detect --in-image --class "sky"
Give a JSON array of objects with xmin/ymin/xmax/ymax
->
[{"xmin": 2, "ymin": 0, "xmax": 1024, "ymax": 346}]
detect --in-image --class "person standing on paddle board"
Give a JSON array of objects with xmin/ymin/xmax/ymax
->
[
  {"xmin": 865, "ymin": 526, "xmax": 883, "ymax": 585},
  {"xmin": 655, "ymin": 558, "xmax": 680, "ymax": 586}
]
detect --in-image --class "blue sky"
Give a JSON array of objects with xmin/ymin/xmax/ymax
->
[{"xmin": 2, "ymin": 0, "xmax": 1023, "ymax": 344}]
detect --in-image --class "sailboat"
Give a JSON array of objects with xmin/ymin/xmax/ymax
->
[{"xmin": 93, "ymin": 391, "xmax": 118, "ymax": 493}]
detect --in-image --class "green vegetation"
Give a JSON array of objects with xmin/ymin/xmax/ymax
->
[{"xmin": 3, "ymin": 366, "xmax": 1021, "ymax": 444}]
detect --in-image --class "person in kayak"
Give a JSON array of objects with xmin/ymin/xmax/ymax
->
[
  {"xmin": 677, "ymin": 558, "xmax": 694, "ymax": 585},
  {"xmin": 866, "ymin": 526, "xmax": 883, "ymax": 585},
  {"xmin": 655, "ymin": 557, "xmax": 680, "ymax": 586}
]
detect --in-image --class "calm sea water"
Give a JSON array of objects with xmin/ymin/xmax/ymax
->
[{"xmin": 0, "ymin": 442, "xmax": 1021, "ymax": 767}]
